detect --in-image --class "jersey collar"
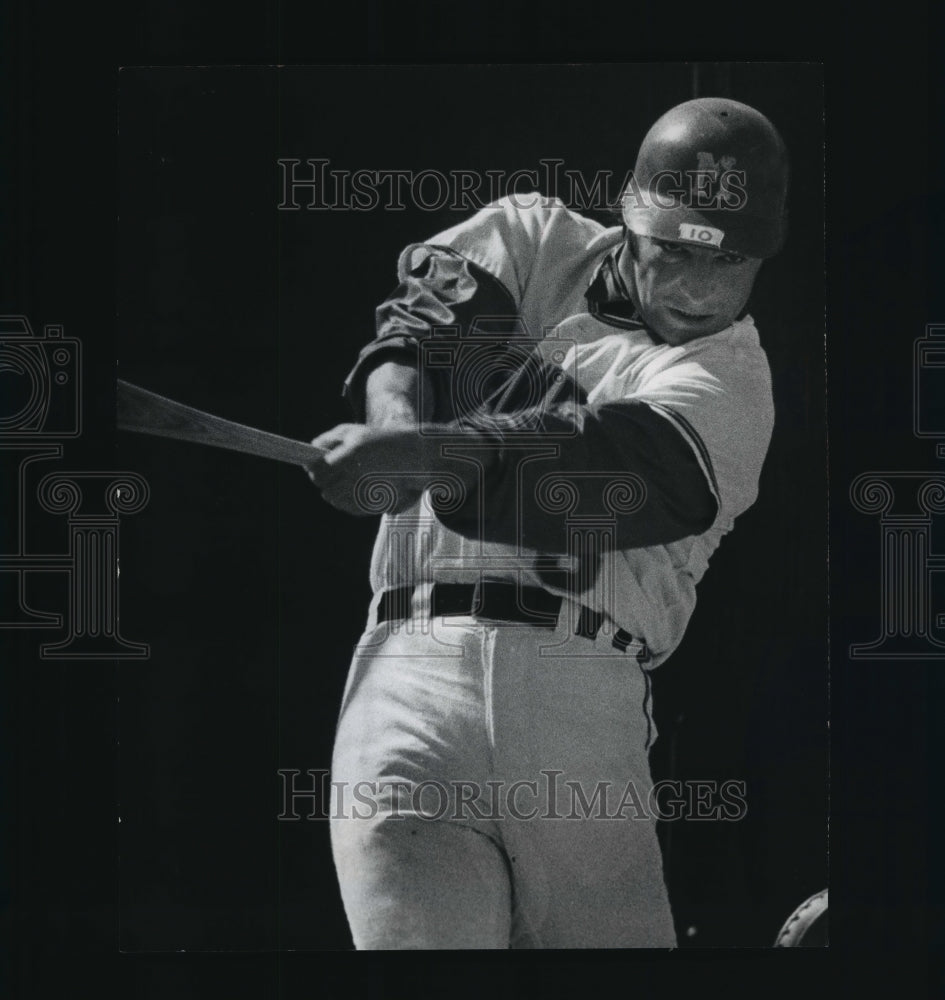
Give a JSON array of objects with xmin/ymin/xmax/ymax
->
[{"xmin": 584, "ymin": 244, "xmax": 647, "ymax": 331}]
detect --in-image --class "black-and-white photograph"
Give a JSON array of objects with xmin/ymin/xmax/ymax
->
[
  {"xmin": 114, "ymin": 63, "xmax": 826, "ymax": 951},
  {"xmin": 10, "ymin": 0, "xmax": 945, "ymax": 987}
]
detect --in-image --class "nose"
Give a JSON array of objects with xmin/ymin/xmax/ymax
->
[{"xmin": 674, "ymin": 256, "xmax": 717, "ymax": 308}]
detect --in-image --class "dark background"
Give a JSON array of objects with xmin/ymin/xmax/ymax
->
[{"xmin": 1, "ymin": 5, "xmax": 943, "ymax": 999}]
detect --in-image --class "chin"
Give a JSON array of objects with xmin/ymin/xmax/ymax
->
[{"xmin": 652, "ymin": 309, "xmax": 732, "ymax": 344}]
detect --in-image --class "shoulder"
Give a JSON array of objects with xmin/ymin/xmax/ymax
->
[
  {"xmin": 491, "ymin": 192, "xmax": 607, "ymax": 234},
  {"xmin": 428, "ymin": 193, "xmax": 609, "ymax": 256},
  {"xmin": 410, "ymin": 194, "xmax": 615, "ymax": 299},
  {"xmin": 637, "ymin": 318, "xmax": 775, "ymax": 438},
  {"xmin": 683, "ymin": 317, "xmax": 772, "ymax": 388},
  {"xmin": 650, "ymin": 318, "xmax": 775, "ymax": 518}
]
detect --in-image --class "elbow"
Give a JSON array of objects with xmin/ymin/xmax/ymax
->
[{"xmin": 612, "ymin": 488, "xmax": 718, "ymax": 548}]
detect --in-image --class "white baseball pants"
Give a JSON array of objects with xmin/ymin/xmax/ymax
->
[{"xmin": 329, "ymin": 606, "xmax": 677, "ymax": 949}]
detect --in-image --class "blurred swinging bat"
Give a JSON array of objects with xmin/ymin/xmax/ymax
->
[{"xmin": 116, "ymin": 379, "xmax": 327, "ymax": 467}]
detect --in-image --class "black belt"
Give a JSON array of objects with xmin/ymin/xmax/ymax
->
[{"xmin": 377, "ymin": 582, "xmax": 651, "ymax": 663}]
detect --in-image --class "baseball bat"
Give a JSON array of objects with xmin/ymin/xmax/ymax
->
[{"xmin": 116, "ymin": 379, "xmax": 327, "ymax": 467}]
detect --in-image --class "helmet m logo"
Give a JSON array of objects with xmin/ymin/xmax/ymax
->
[
  {"xmin": 696, "ymin": 151, "xmax": 738, "ymax": 173},
  {"xmin": 691, "ymin": 152, "xmax": 746, "ymax": 210}
]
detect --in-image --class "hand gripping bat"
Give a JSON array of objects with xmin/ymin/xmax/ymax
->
[{"xmin": 116, "ymin": 380, "xmax": 327, "ymax": 468}]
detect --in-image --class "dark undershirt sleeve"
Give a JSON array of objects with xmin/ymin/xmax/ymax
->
[
  {"xmin": 436, "ymin": 397, "xmax": 719, "ymax": 552},
  {"xmin": 342, "ymin": 244, "xmax": 521, "ymax": 423}
]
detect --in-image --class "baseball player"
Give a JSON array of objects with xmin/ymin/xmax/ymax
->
[{"xmin": 306, "ymin": 97, "xmax": 789, "ymax": 949}]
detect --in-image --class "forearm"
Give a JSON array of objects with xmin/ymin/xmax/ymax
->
[
  {"xmin": 363, "ymin": 359, "xmax": 434, "ymax": 428},
  {"xmin": 309, "ymin": 417, "xmax": 490, "ymax": 517}
]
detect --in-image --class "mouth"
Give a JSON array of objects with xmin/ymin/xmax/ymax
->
[{"xmin": 667, "ymin": 306, "xmax": 714, "ymax": 323}]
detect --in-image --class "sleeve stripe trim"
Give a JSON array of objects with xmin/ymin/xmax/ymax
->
[{"xmin": 645, "ymin": 402, "xmax": 722, "ymax": 504}]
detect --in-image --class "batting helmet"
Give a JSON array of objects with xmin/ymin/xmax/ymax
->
[{"xmin": 621, "ymin": 97, "xmax": 789, "ymax": 259}]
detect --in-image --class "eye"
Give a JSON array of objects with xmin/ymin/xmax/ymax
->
[
  {"xmin": 653, "ymin": 239, "xmax": 687, "ymax": 255},
  {"xmin": 720, "ymin": 252, "xmax": 747, "ymax": 265}
]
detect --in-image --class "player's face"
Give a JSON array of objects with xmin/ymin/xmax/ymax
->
[{"xmin": 622, "ymin": 235, "xmax": 763, "ymax": 345}]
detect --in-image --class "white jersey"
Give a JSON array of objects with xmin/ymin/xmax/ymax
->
[{"xmin": 358, "ymin": 195, "xmax": 774, "ymax": 666}]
